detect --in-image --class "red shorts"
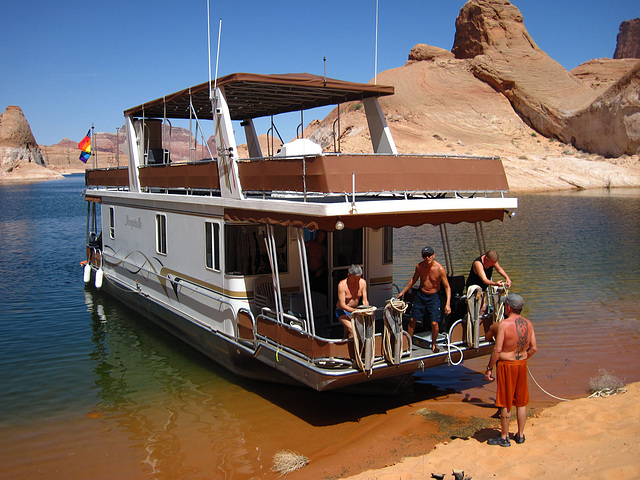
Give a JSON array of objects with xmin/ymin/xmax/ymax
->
[{"xmin": 495, "ymin": 359, "xmax": 529, "ymax": 409}]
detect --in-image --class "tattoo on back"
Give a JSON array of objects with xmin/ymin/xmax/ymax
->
[{"xmin": 515, "ymin": 316, "xmax": 528, "ymax": 360}]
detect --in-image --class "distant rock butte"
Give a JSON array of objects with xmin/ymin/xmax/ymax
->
[
  {"xmin": 0, "ymin": 106, "xmax": 39, "ymax": 149},
  {"xmin": 614, "ymin": 18, "xmax": 640, "ymax": 59},
  {"xmin": 0, "ymin": 106, "xmax": 52, "ymax": 180},
  {"xmin": 41, "ymin": 127, "xmax": 216, "ymax": 172}
]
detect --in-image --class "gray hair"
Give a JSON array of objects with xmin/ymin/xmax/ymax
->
[{"xmin": 348, "ymin": 264, "xmax": 363, "ymax": 276}]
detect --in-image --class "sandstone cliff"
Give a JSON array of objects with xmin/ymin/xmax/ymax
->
[
  {"xmin": 614, "ymin": 18, "xmax": 640, "ymax": 59},
  {"xmin": 451, "ymin": 0, "xmax": 640, "ymax": 157},
  {"xmin": 305, "ymin": 0, "xmax": 640, "ymax": 191},
  {"xmin": 0, "ymin": 106, "xmax": 42, "ymax": 167}
]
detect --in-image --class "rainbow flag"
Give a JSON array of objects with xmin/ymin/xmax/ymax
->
[{"xmin": 78, "ymin": 129, "xmax": 91, "ymax": 163}]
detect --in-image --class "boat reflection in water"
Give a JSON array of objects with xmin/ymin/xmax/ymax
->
[{"xmin": 84, "ymin": 287, "xmax": 271, "ymax": 477}]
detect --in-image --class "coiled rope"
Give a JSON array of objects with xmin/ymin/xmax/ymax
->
[
  {"xmin": 588, "ymin": 387, "xmax": 627, "ymax": 397},
  {"xmin": 351, "ymin": 306, "xmax": 377, "ymax": 375},
  {"xmin": 465, "ymin": 285, "xmax": 482, "ymax": 347},
  {"xmin": 383, "ymin": 298, "xmax": 408, "ymax": 364}
]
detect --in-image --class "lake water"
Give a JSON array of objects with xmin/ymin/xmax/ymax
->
[{"xmin": 1, "ymin": 175, "xmax": 638, "ymax": 479}]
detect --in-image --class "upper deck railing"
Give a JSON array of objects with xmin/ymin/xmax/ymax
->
[{"xmin": 85, "ymin": 153, "xmax": 509, "ymax": 198}]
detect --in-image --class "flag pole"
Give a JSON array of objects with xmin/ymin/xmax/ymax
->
[
  {"xmin": 91, "ymin": 123, "xmax": 95, "ymax": 169},
  {"xmin": 374, "ymin": 0, "xmax": 378, "ymax": 85}
]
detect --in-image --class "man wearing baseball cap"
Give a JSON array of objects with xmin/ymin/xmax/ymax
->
[
  {"xmin": 396, "ymin": 246, "xmax": 451, "ymax": 352},
  {"xmin": 485, "ymin": 293, "xmax": 538, "ymax": 447}
]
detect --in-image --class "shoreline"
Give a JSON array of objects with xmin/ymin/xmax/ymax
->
[{"xmin": 334, "ymin": 382, "xmax": 640, "ymax": 480}]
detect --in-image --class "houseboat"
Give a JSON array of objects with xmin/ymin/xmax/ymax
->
[{"xmin": 83, "ymin": 72, "xmax": 517, "ymax": 391}]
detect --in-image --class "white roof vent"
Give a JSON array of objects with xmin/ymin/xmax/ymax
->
[{"xmin": 274, "ymin": 138, "xmax": 323, "ymax": 157}]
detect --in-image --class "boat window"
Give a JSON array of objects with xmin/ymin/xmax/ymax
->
[
  {"xmin": 225, "ymin": 224, "xmax": 288, "ymax": 276},
  {"xmin": 205, "ymin": 221, "xmax": 221, "ymax": 271},
  {"xmin": 383, "ymin": 226, "xmax": 393, "ymax": 264},
  {"xmin": 156, "ymin": 214, "xmax": 167, "ymax": 255},
  {"xmin": 332, "ymin": 228, "xmax": 363, "ymax": 267},
  {"xmin": 109, "ymin": 207, "xmax": 115, "ymax": 239}
]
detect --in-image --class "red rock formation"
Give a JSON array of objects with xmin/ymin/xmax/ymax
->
[
  {"xmin": 305, "ymin": 0, "xmax": 639, "ymax": 191},
  {"xmin": 407, "ymin": 44, "xmax": 454, "ymax": 63},
  {"xmin": 566, "ymin": 62, "xmax": 640, "ymax": 156},
  {"xmin": 449, "ymin": 0, "xmax": 640, "ymax": 156},
  {"xmin": 614, "ymin": 18, "xmax": 640, "ymax": 59},
  {"xmin": 451, "ymin": 0, "xmax": 538, "ymax": 60},
  {"xmin": 0, "ymin": 106, "xmax": 46, "ymax": 168}
]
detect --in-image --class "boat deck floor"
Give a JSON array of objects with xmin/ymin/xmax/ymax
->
[{"xmin": 317, "ymin": 320, "xmax": 473, "ymax": 361}]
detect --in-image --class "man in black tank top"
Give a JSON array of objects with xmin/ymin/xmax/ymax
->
[
  {"xmin": 466, "ymin": 250, "xmax": 511, "ymax": 291},
  {"xmin": 466, "ymin": 250, "xmax": 512, "ymax": 328}
]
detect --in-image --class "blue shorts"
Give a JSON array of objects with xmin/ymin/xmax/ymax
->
[
  {"xmin": 411, "ymin": 290, "xmax": 442, "ymax": 325},
  {"xmin": 336, "ymin": 308, "xmax": 351, "ymax": 319}
]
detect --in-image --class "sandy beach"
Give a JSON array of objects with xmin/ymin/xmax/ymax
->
[{"xmin": 338, "ymin": 382, "xmax": 640, "ymax": 480}]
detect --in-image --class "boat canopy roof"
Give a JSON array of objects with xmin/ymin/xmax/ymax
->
[{"xmin": 123, "ymin": 72, "xmax": 395, "ymax": 121}]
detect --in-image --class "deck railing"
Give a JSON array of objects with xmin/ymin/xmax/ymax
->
[{"xmin": 85, "ymin": 154, "xmax": 509, "ymax": 196}]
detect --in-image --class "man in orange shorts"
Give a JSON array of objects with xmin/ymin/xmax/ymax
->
[{"xmin": 484, "ymin": 294, "xmax": 537, "ymax": 446}]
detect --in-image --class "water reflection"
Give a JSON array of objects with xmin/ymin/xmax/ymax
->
[{"xmin": 84, "ymin": 288, "xmax": 261, "ymax": 477}]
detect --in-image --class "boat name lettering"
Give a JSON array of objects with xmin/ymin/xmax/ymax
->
[{"xmin": 125, "ymin": 216, "xmax": 142, "ymax": 229}]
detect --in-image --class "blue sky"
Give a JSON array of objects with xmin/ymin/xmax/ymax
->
[{"xmin": 1, "ymin": 0, "xmax": 637, "ymax": 146}]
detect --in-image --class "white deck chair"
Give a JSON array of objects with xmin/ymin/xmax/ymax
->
[{"xmin": 253, "ymin": 276, "xmax": 275, "ymax": 310}]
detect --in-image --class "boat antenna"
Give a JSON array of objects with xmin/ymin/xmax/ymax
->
[
  {"xmin": 323, "ymin": 56, "xmax": 326, "ymax": 87},
  {"xmin": 207, "ymin": 0, "xmax": 212, "ymax": 100},
  {"xmin": 207, "ymin": 0, "xmax": 222, "ymax": 102},
  {"xmin": 374, "ymin": 0, "xmax": 378, "ymax": 84},
  {"xmin": 214, "ymin": 18, "xmax": 222, "ymax": 98}
]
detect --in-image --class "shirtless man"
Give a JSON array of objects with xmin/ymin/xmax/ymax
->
[
  {"xmin": 485, "ymin": 294, "xmax": 537, "ymax": 447},
  {"xmin": 396, "ymin": 246, "xmax": 451, "ymax": 352},
  {"xmin": 335, "ymin": 264, "xmax": 369, "ymax": 338},
  {"xmin": 305, "ymin": 230, "xmax": 327, "ymax": 293}
]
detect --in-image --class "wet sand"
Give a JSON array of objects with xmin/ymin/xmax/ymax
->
[
  {"xmin": 3, "ymin": 354, "xmax": 637, "ymax": 480},
  {"xmin": 333, "ymin": 382, "xmax": 640, "ymax": 480}
]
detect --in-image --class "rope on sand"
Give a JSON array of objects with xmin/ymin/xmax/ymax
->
[
  {"xmin": 588, "ymin": 387, "xmax": 627, "ymax": 398},
  {"xmin": 529, "ymin": 368, "xmax": 628, "ymax": 401}
]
